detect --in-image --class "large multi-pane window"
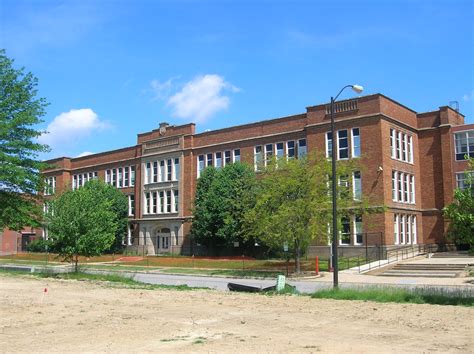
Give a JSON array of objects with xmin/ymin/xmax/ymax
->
[
  {"xmin": 338, "ymin": 215, "xmax": 363, "ymax": 245},
  {"xmin": 265, "ymin": 143, "xmax": 274, "ymax": 163},
  {"xmin": 197, "ymin": 149, "xmax": 240, "ymax": 177},
  {"xmin": 44, "ymin": 176, "xmax": 56, "ymax": 195},
  {"xmin": 326, "ymin": 130, "xmax": 359, "ymax": 160},
  {"xmin": 392, "ymin": 170, "xmax": 415, "ymax": 204},
  {"xmin": 390, "ymin": 128, "xmax": 413, "ymax": 163},
  {"xmin": 72, "ymin": 172, "xmax": 98, "ymax": 190},
  {"xmin": 144, "ymin": 189, "xmax": 178, "ymax": 215},
  {"xmin": 393, "ymin": 214, "xmax": 417, "ymax": 245},
  {"xmin": 143, "ymin": 159, "xmax": 179, "ymax": 184},
  {"xmin": 106, "ymin": 166, "xmax": 135, "ymax": 188},
  {"xmin": 455, "ymin": 131, "xmax": 474, "ymax": 160},
  {"xmin": 174, "ymin": 158, "xmax": 180, "ymax": 180}
]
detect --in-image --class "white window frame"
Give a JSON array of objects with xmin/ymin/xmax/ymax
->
[
  {"xmin": 351, "ymin": 128, "xmax": 360, "ymax": 158},
  {"xmin": 325, "ymin": 132, "xmax": 333, "ymax": 159},
  {"xmin": 337, "ymin": 130, "xmax": 349, "ymax": 160},
  {"xmin": 233, "ymin": 149, "xmax": 241, "ymax": 163},
  {"xmin": 352, "ymin": 171, "xmax": 361, "ymax": 201},
  {"xmin": 394, "ymin": 214, "xmax": 399, "ymax": 245}
]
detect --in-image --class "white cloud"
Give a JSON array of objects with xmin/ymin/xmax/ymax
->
[
  {"xmin": 77, "ymin": 151, "xmax": 94, "ymax": 158},
  {"xmin": 167, "ymin": 74, "xmax": 239, "ymax": 123},
  {"xmin": 463, "ymin": 90, "xmax": 474, "ymax": 101},
  {"xmin": 39, "ymin": 109, "xmax": 111, "ymax": 150},
  {"xmin": 150, "ymin": 77, "xmax": 177, "ymax": 101}
]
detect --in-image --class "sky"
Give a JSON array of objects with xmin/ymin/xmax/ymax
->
[{"xmin": 1, "ymin": 0, "xmax": 473, "ymax": 159}]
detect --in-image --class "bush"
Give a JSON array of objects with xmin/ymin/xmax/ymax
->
[{"xmin": 26, "ymin": 238, "xmax": 50, "ymax": 253}]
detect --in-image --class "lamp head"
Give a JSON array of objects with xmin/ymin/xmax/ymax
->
[{"xmin": 351, "ymin": 85, "xmax": 364, "ymax": 94}]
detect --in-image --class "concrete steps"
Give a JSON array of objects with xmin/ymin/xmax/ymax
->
[{"xmin": 378, "ymin": 263, "xmax": 468, "ymax": 278}]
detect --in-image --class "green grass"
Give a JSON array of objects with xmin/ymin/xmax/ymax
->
[
  {"xmin": 0, "ymin": 268, "xmax": 208, "ymax": 291},
  {"xmin": 311, "ymin": 287, "xmax": 474, "ymax": 306}
]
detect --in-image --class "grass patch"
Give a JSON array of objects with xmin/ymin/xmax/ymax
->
[
  {"xmin": 0, "ymin": 269, "xmax": 208, "ymax": 291},
  {"xmin": 311, "ymin": 287, "xmax": 474, "ymax": 306}
]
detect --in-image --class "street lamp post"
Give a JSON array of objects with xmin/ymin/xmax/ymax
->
[{"xmin": 330, "ymin": 84, "xmax": 363, "ymax": 288}]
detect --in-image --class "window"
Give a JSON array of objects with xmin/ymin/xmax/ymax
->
[
  {"xmin": 287, "ymin": 141, "xmax": 295, "ymax": 159},
  {"xmin": 167, "ymin": 159, "xmax": 172, "ymax": 181},
  {"xmin": 394, "ymin": 214, "xmax": 399, "ymax": 244},
  {"xmin": 118, "ymin": 167, "xmax": 123, "ymax": 188},
  {"xmin": 106, "ymin": 170, "xmax": 111, "ymax": 184},
  {"xmin": 128, "ymin": 195, "xmax": 135, "ymax": 216},
  {"xmin": 131, "ymin": 166, "xmax": 135, "ymax": 186},
  {"xmin": 351, "ymin": 128, "xmax": 360, "ymax": 157},
  {"xmin": 326, "ymin": 132, "xmax": 333, "ymax": 159},
  {"xmin": 145, "ymin": 162, "xmax": 151, "ymax": 184},
  {"xmin": 198, "ymin": 155, "xmax": 205, "ymax": 177},
  {"xmin": 400, "ymin": 214, "xmax": 405, "ymax": 244},
  {"xmin": 339, "ymin": 175, "xmax": 350, "ymax": 199},
  {"xmin": 73, "ymin": 175, "xmax": 77, "ymax": 190},
  {"xmin": 340, "ymin": 217, "xmax": 351, "ymax": 245},
  {"xmin": 338, "ymin": 130, "xmax": 348, "ymax": 159},
  {"xmin": 390, "ymin": 129, "xmax": 396, "ymax": 158},
  {"xmin": 389, "ymin": 171, "xmax": 416, "ymax": 204},
  {"xmin": 298, "ymin": 139, "xmax": 307, "ymax": 158},
  {"xmin": 455, "ymin": 131, "xmax": 474, "ymax": 160},
  {"xmin": 353, "ymin": 171, "xmax": 361, "ymax": 200},
  {"xmin": 215, "ymin": 152, "xmax": 222, "ymax": 169},
  {"xmin": 456, "ymin": 171, "xmax": 473, "ymax": 190},
  {"xmin": 224, "ymin": 151, "xmax": 231, "ymax": 165},
  {"xmin": 153, "ymin": 162, "xmax": 158, "ymax": 183},
  {"xmin": 207, "ymin": 153, "xmax": 213, "ymax": 167},
  {"xmin": 174, "ymin": 190, "xmax": 179, "ymax": 213},
  {"xmin": 265, "ymin": 144, "xmax": 273, "ymax": 164},
  {"xmin": 412, "ymin": 216, "xmax": 417, "ymax": 244},
  {"xmin": 233, "ymin": 149, "xmax": 241, "ymax": 162},
  {"xmin": 276, "ymin": 142, "xmax": 284, "ymax": 158},
  {"xmin": 160, "ymin": 160, "xmax": 166, "ymax": 182},
  {"xmin": 254, "ymin": 146, "xmax": 263, "ymax": 171},
  {"xmin": 396, "ymin": 131, "xmax": 402, "ymax": 160},
  {"xmin": 391, "ymin": 128, "xmax": 414, "ymax": 163},
  {"xmin": 403, "ymin": 173, "xmax": 409, "ymax": 202},
  {"xmin": 152, "ymin": 192, "xmax": 157, "ymax": 214},
  {"xmin": 44, "ymin": 176, "xmax": 56, "ymax": 195},
  {"xmin": 354, "ymin": 216, "xmax": 363, "ymax": 245},
  {"xmin": 159, "ymin": 191, "xmax": 165, "ymax": 213},
  {"xmin": 73, "ymin": 172, "xmax": 98, "ymax": 190},
  {"xmin": 166, "ymin": 190, "xmax": 172, "ymax": 213},
  {"xmin": 174, "ymin": 158, "xmax": 180, "ymax": 180},
  {"xmin": 408, "ymin": 135, "xmax": 413, "ymax": 163},
  {"xmin": 392, "ymin": 171, "xmax": 397, "ymax": 201},
  {"xmin": 124, "ymin": 167, "xmax": 129, "ymax": 187},
  {"xmin": 145, "ymin": 192, "xmax": 151, "ymax": 214}
]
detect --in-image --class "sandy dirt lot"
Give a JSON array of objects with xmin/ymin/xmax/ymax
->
[{"xmin": 1, "ymin": 275, "xmax": 472, "ymax": 353}]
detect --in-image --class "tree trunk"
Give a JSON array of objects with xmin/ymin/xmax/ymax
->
[{"xmin": 74, "ymin": 255, "xmax": 79, "ymax": 273}]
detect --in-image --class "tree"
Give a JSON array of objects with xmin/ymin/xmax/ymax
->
[
  {"xmin": 191, "ymin": 162, "xmax": 257, "ymax": 254},
  {"xmin": 47, "ymin": 179, "xmax": 128, "ymax": 271},
  {"xmin": 244, "ymin": 154, "xmax": 376, "ymax": 273},
  {"xmin": 0, "ymin": 49, "xmax": 49, "ymax": 230},
  {"xmin": 443, "ymin": 158, "xmax": 474, "ymax": 250}
]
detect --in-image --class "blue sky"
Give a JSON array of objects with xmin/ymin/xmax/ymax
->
[{"xmin": 1, "ymin": 0, "xmax": 473, "ymax": 159}]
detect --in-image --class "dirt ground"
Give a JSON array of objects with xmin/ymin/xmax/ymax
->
[{"xmin": 1, "ymin": 275, "xmax": 472, "ymax": 353}]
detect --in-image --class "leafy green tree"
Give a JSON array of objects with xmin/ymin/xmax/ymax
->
[
  {"xmin": 0, "ymin": 49, "xmax": 49, "ymax": 230},
  {"xmin": 244, "ymin": 154, "xmax": 376, "ymax": 273},
  {"xmin": 443, "ymin": 158, "xmax": 474, "ymax": 249},
  {"xmin": 47, "ymin": 179, "xmax": 128, "ymax": 271},
  {"xmin": 191, "ymin": 162, "xmax": 258, "ymax": 254}
]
